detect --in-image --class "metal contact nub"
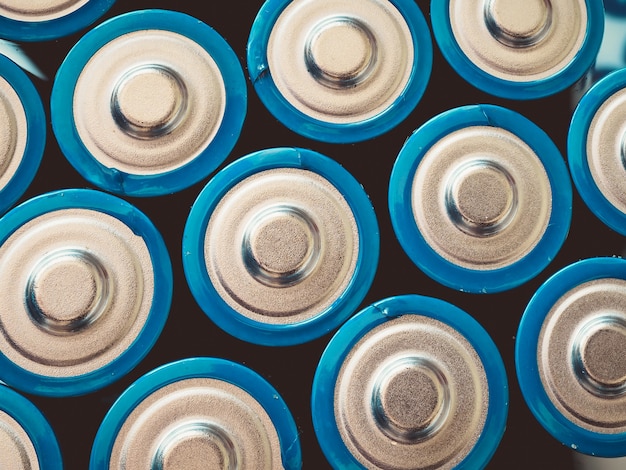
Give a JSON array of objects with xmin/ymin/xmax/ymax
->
[
  {"xmin": 111, "ymin": 64, "xmax": 188, "ymax": 140},
  {"xmin": 242, "ymin": 204, "xmax": 321, "ymax": 288},
  {"xmin": 484, "ymin": 0, "xmax": 553, "ymax": 48},
  {"xmin": 152, "ymin": 420, "xmax": 239, "ymax": 470},
  {"xmin": 370, "ymin": 355, "xmax": 450, "ymax": 444},
  {"xmin": 444, "ymin": 159, "xmax": 518, "ymax": 237},
  {"xmin": 304, "ymin": 16, "xmax": 377, "ymax": 89},
  {"xmin": 571, "ymin": 314, "xmax": 626, "ymax": 398},
  {"xmin": 25, "ymin": 247, "xmax": 110, "ymax": 335}
]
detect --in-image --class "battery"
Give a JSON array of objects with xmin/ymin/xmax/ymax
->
[
  {"xmin": 431, "ymin": 0, "xmax": 604, "ymax": 99},
  {"xmin": 51, "ymin": 9, "xmax": 247, "ymax": 197},
  {"xmin": 183, "ymin": 147, "xmax": 379, "ymax": 346},
  {"xmin": 90, "ymin": 357, "xmax": 301, "ymax": 469},
  {"xmin": 0, "ymin": 189, "xmax": 172, "ymax": 397},
  {"xmin": 516, "ymin": 257, "xmax": 626, "ymax": 457},
  {"xmin": 247, "ymin": 0, "xmax": 432, "ymax": 143},
  {"xmin": 389, "ymin": 104, "xmax": 572, "ymax": 293},
  {"xmin": 569, "ymin": 68, "xmax": 626, "ymax": 235},
  {"xmin": 312, "ymin": 294, "xmax": 508, "ymax": 469},
  {"xmin": 0, "ymin": 384, "xmax": 62, "ymax": 469},
  {"xmin": 0, "ymin": 54, "xmax": 45, "ymax": 216},
  {"xmin": 0, "ymin": 0, "xmax": 115, "ymax": 41}
]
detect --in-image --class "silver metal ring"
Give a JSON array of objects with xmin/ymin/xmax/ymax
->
[
  {"xmin": 335, "ymin": 315, "xmax": 489, "ymax": 469},
  {"xmin": 449, "ymin": 0, "xmax": 587, "ymax": 82},
  {"xmin": 538, "ymin": 278, "xmax": 626, "ymax": 433}
]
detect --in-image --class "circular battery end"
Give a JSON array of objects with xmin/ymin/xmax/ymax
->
[
  {"xmin": 371, "ymin": 355, "xmax": 449, "ymax": 444},
  {"xmin": 111, "ymin": 65, "xmax": 187, "ymax": 140},
  {"xmin": 445, "ymin": 159, "xmax": 517, "ymax": 237},
  {"xmin": 484, "ymin": 0, "xmax": 552, "ymax": 48},
  {"xmin": 304, "ymin": 16, "xmax": 376, "ymax": 89},
  {"xmin": 26, "ymin": 248, "xmax": 109, "ymax": 335},
  {"xmin": 572, "ymin": 315, "xmax": 626, "ymax": 398}
]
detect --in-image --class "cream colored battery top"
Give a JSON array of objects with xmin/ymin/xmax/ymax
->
[
  {"xmin": 0, "ymin": 208, "xmax": 154, "ymax": 378},
  {"xmin": 0, "ymin": 410, "xmax": 39, "ymax": 469},
  {"xmin": 0, "ymin": 76, "xmax": 28, "ymax": 191},
  {"xmin": 449, "ymin": 0, "xmax": 588, "ymax": 82},
  {"xmin": 0, "ymin": 0, "xmax": 88, "ymax": 22}
]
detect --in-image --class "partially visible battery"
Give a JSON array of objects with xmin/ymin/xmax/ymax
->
[
  {"xmin": 0, "ymin": 189, "xmax": 172, "ymax": 397},
  {"xmin": 312, "ymin": 294, "xmax": 508, "ymax": 469},
  {"xmin": 183, "ymin": 147, "xmax": 379, "ymax": 346},
  {"xmin": 0, "ymin": 54, "xmax": 45, "ymax": 216},
  {"xmin": 51, "ymin": 9, "xmax": 247, "ymax": 197},
  {"xmin": 90, "ymin": 357, "xmax": 301, "ymax": 470},
  {"xmin": 389, "ymin": 104, "xmax": 572, "ymax": 293},
  {"xmin": 569, "ymin": 67, "xmax": 626, "ymax": 236},
  {"xmin": 247, "ymin": 0, "xmax": 432, "ymax": 143},
  {"xmin": 0, "ymin": 384, "xmax": 62, "ymax": 469},
  {"xmin": 431, "ymin": 0, "xmax": 605, "ymax": 99},
  {"xmin": 517, "ymin": 257, "xmax": 626, "ymax": 457},
  {"xmin": 0, "ymin": 0, "xmax": 116, "ymax": 41}
]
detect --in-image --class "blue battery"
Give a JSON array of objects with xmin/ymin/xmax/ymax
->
[
  {"xmin": 0, "ymin": 384, "xmax": 62, "ymax": 469},
  {"xmin": 431, "ymin": 0, "xmax": 604, "ymax": 100},
  {"xmin": 247, "ymin": 0, "xmax": 432, "ymax": 143},
  {"xmin": 0, "ymin": 189, "xmax": 172, "ymax": 397},
  {"xmin": 0, "ymin": 54, "xmax": 45, "ymax": 216},
  {"xmin": 183, "ymin": 147, "xmax": 379, "ymax": 346},
  {"xmin": 0, "ymin": 0, "xmax": 115, "ymax": 41},
  {"xmin": 389, "ymin": 104, "xmax": 572, "ymax": 293},
  {"xmin": 90, "ymin": 357, "xmax": 302, "ymax": 469},
  {"xmin": 569, "ymin": 68, "xmax": 626, "ymax": 235},
  {"xmin": 312, "ymin": 294, "xmax": 508, "ymax": 469},
  {"xmin": 516, "ymin": 258, "xmax": 626, "ymax": 457},
  {"xmin": 51, "ymin": 9, "xmax": 247, "ymax": 197}
]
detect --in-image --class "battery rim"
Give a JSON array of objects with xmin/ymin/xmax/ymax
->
[
  {"xmin": 89, "ymin": 357, "xmax": 302, "ymax": 470},
  {"xmin": 389, "ymin": 104, "xmax": 572, "ymax": 293},
  {"xmin": 247, "ymin": 0, "xmax": 432, "ymax": 143},
  {"xmin": 0, "ymin": 189, "xmax": 172, "ymax": 397},
  {"xmin": 0, "ymin": 0, "xmax": 115, "ymax": 41},
  {"xmin": 430, "ymin": 0, "xmax": 604, "ymax": 100},
  {"xmin": 569, "ymin": 68, "xmax": 626, "ymax": 236},
  {"xmin": 311, "ymin": 294, "xmax": 508, "ymax": 470},
  {"xmin": 0, "ymin": 54, "xmax": 45, "ymax": 217},
  {"xmin": 516, "ymin": 257, "xmax": 626, "ymax": 457},
  {"xmin": 51, "ymin": 9, "xmax": 247, "ymax": 197},
  {"xmin": 182, "ymin": 147, "xmax": 379, "ymax": 347}
]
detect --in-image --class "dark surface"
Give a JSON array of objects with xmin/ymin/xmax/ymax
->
[{"xmin": 12, "ymin": 1, "xmax": 624, "ymax": 468}]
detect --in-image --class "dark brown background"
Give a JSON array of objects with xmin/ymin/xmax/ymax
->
[{"xmin": 14, "ymin": 1, "xmax": 626, "ymax": 468}]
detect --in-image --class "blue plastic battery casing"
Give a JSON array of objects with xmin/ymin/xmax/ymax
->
[
  {"xmin": 0, "ymin": 189, "xmax": 172, "ymax": 397},
  {"xmin": 51, "ymin": 9, "xmax": 247, "ymax": 197},
  {"xmin": 0, "ymin": 384, "xmax": 63, "ymax": 469},
  {"xmin": 183, "ymin": 147, "xmax": 379, "ymax": 346},
  {"xmin": 247, "ymin": 0, "xmax": 432, "ymax": 143},
  {"xmin": 312, "ymin": 294, "xmax": 508, "ymax": 469},
  {"xmin": 0, "ymin": 54, "xmax": 45, "ymax": 215},
  {"xmin": 389, "ymin": 104, "xmax": 572, "ymax": 293},
  {"xmin": 516, "ymin": 258, "xmax": 626, "ymax": 457},
  {"xmin": 90, "ymin": 357, "xmax": 302, "ymax": 470},
  {"xmin": 0, "ymin": 0, "xmax": 116, "ymax": 41},
  {"xmin": 569, "ymin": 68, "xmax": 626, "ymax": 235},
  {"xmin": 430, "ymin": 0, "xmax": 605, "ymax": 100}
]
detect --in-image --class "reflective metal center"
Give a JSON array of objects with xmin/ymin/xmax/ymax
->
[
  {"xmin": 445, "ymin": 159, "xmax": 517, "ymax": 237},
  {"xmin": 572, "ymin": 315, "xmax": 626, "ymax": 397},
  {"xmin": 242, "ymin": 204, "xmax": 321, "ymax": 288},
  {"xmin": 484, "ymin": 0, "xmax": 552, "ymax": 48},
  {"xmin": 25, "ymin": 248, "xmax": 110, "ymax": 335},
  {"xmin": 304, "ymin": 16, "xmax": 377, "ymax": 89},
  {"xmin": 152, "ymin": 421, "xmax": 238, "ymax": 470},
  {"xmin": 111, "ymin": 65, "xmax": 187, "ymax": 139},
  {"xmin": 371, "ymin": 356, "xmax": 450, "ymax": 443}
]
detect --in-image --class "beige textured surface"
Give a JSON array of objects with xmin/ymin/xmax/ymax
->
[
  {"xmin": 0, "ymin": 409, "xmax": 38, "ymax": 470},
  {"xmin": 0, "ymin": 76, "xmax": 27, "ymax": 191},
  {"xmin": 0, "ymin": 0, "xmax": 86, "ymax": 21}
]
